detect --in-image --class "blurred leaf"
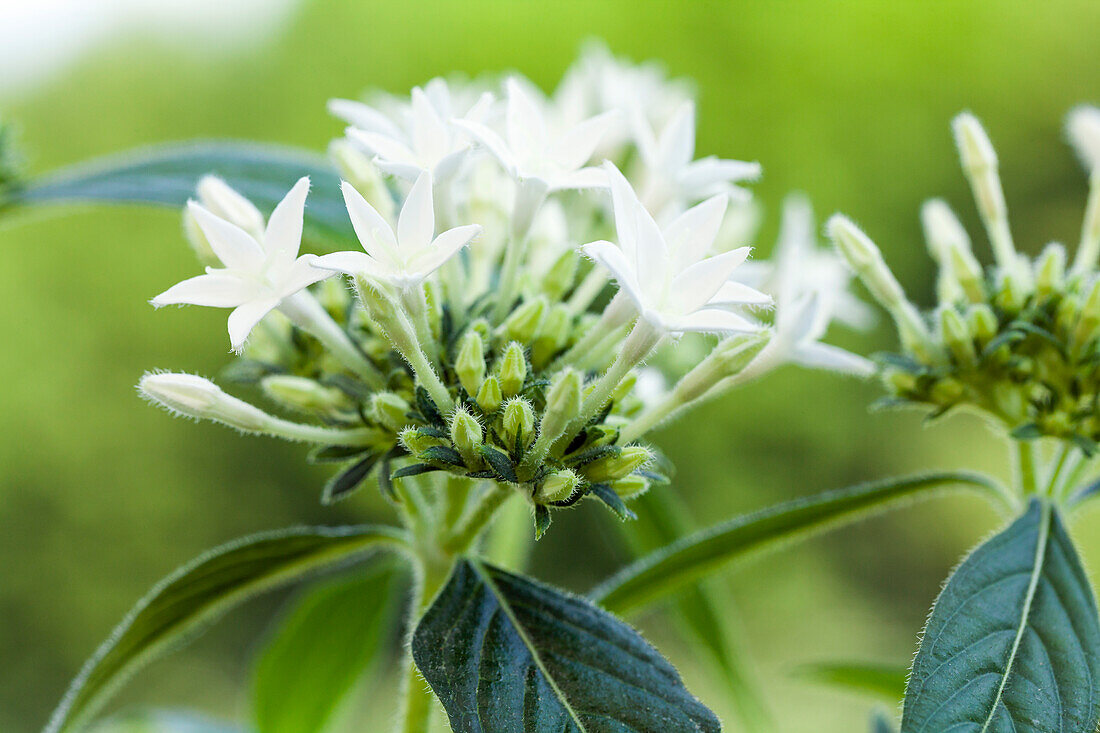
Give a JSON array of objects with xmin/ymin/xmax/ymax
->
[
  {"xmin": 412, "ymin": 558, "xmax": 720, "ymax": 733},
  {"xmin": 252, "ymin": 561, "xmax": 406, "ymax": 733},
  {"xmin": 901, "ymin": 500, "xmax": 1100, "ymax": 732},
  {"xmin": 90, "ymin": 711, "xmax": 244, "ymax": 733},
  {"xmin": 794, "ymin": 661, "xmax": 906, "ymax": 703},
  {"xmin": 46, "ymin": 524, "xmax": 407, "ymax": 733},
  {"xmin": 870, "ymin": 709, "xmax": 898, "ymax": 733},
  {"xmin": 4, "ymin": 142, "xmax": 355, "ymax": 249},
  {"xmin": 590, "ymin": 471, "xmax": 1002, "ymax": 615}
]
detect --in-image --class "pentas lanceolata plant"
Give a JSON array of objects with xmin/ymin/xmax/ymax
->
[{"xmin": 7, "ymin": 42, "xmax": 1100, "ymax": 733}]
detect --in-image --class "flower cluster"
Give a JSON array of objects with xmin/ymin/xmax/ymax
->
[
  {"xmin": 142, "ymin": 45, "xmax": 869, "ymax": 534},
  {"xmin": 829, "ymin": 108, "xmax": 1100, "ymax": 451}
]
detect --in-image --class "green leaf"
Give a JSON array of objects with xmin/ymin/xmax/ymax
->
[
  {"xmin": 794, "ymin": 661, "xmax": 906, "ymax": 703},
  {"xmin": 412, "ymin": 558, "xmax": 720, "ymax": 733},
  {"xmin": 47, "ymin": 524, "xmax": 407, "ymax": 733},
  {"xmin": 901, "ymin": 499, "xmax": 1100, "ymax": 732},
  {"xmin": 591, "ymin": 471, "xmax": 1002, "ymax": 615},
  {"xmin": 870, "ymin": 709, "xmax": 898, "ymax": 733},
  {"xmin": 89, "ymin": 711, "xmax": 243, "ymax": 733},
  {"xmin": 321, "ymin": 452, "xmax": 381, "ymax": 504},
  {"xmin": 5, "ymin": 142, "xmax": 355, "ymax": 249},
  {"xmin": 252, "ymin": 562, "xmax": 406, "ymax": 733}
]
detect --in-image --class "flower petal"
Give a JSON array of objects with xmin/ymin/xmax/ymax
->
[
  {"xmin": 668, "ymin": 247, "xmax": 751, "ymax": 315},
  {"xmin": 658, "ymin": 101, "xmax": 696, "ymax": 173},
  {"xmin": 631, "ymin": 196, "xmax": 669, "ymax": 300},
  {"xmin": 791, "ymin": 341, "xmax": 875, "ymax": 377},
  {"xmin": 669, "ymin": 307, "xmax": 761, "ymax": 335},
  {"xmin": 342, "ymin": 180, "xmax": 398, "ymax": 263},
  {"xmin": 679, "ymin": 157, "xmax": 762, "ymax": 193},
  {"xmin": 550, "ymin": 166, "xmax": 609, "ymax": 191},
  {"xmin": 452, "ymin": 119, "xmax": 518, "ymax": 176},
  {"xmin": 312, "ymin": 250, "xmax": 384, "ymax": 277},
  {"xmin": 263, "ymin": 177, "xmax": 309, "ymax": 267},
  {"xmin": 328, "ymin": 98, "xmax": 404, "ymax": 139},
  {"xmin": 582, "ymin": 240, "xmax": 647, "ymax": 312},
  {"xmin": 279, "ymin": 254, "xmax": 335, "ymax": 296},
  {"xmin": 188, "ymin": 201, "xmax": 265, "ymax": 271},
  {"xmin": 665, "ymin": 194, "xmax": 727, "ymax": 272},
  {"xmin": 228, "ymin": 297, "xmax": 281, "ymax": 352},
  {"xmin": 347, "ymin": 128, "xmax": 417, "ymax": 167},
  {"xmin": 603, "ymin": 161, "xmax": 638, "ymax": 259},
  {"xmin": 151, "ymin": 272, "xmax": 253, "ymax": 308},
  {"xmin": 410, "ymin": 224, "xmax": 481, "ymax": 278},
  {"xmin": 710, "ymin": 280, "xmax": 773, "ymax": 308},
  {"xmin": 397, "ymin": 170, "xmax": 435, "ymax": 253},
  {"xmin": 547, "ymin": 111, "xmax": 618, "ymax": 172},
  {"xmin": 410, "ymin": 86, "xmax": 450, "ymax": 163},
  {"xmin": 505, "ymin": 77, "xmax": 547, "ymax": 161}
]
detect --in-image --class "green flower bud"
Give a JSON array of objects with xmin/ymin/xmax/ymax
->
[
  {"xmin": 1035, "ymin": 243, "xmax": 1066, "ymax": 298},
  {"xmin": 329, "ymin": 139, "xmax": 395, "ymax": 221},
  {"xmin": 501, "ymin": 297, "xmax": 547, "ymax": 343},
  {"xmin": 581, "ymin": 446, "xmax": 652, "ymax": 484},
  {"xmin": 449, "ymin": 407, "xmax": 484, "ymax": 466},
  {"xmin": 611, "ymin": 475, "xmax": 649, "ymax": 499},
  {"xmin": 885, "ymin": 368, "xmax": 918, "ymax": 394},
  {"xmin": 534, "ymin": 469, "xmax": 581, "ymax": 503},
  {"xmin": 542, "ymin": 251, "xmax": 579, "ymax": 300},
  {"xmin": 140, "ymin": 373, "xmax": 270, "ymax": 433},
  {"xmin": 497, "ymin": 342, "xmax": 528, "ymax": 397},
  {"xmin": 261, "ymin": 375, "xmax": 351, "ymax": 415},
  {"xmin": 540, "ymin": 368, "xmax": 582, "ymax": 441},
  {"xmin": 939, "ymin": 307, "xmax": 976, "ymax": 366},
  {"xmin": 611, "ymin": 371, "xmax": 637, "ymax": 404},
  {"xmin": 993, "ymin": 268, "xmax": 1029, "ymax": 312},
  {"xmin": 369, "ymin": 392, "xmax": 411, "ymax": 432},
  {"xmin": 929, "ymin": 378, "xmax": 964, "ymax": 406},
  {"xmin": 182, "ymin": 209, "xmax": 220, "ymax": 268},
  {"xmin": 476, "ymin": 376, "xmax": 503, "ymax": 413},
  {"xmin": 966, "ymin": 304, "xmax": 999, "ymax": 344},
  {"xmin": 531, "ymin": 304, "xmax": 572, "ymax": 368},
  {"xmin": 947, "ymin": 241, "xmax": 986, "ymax": 303},
  {"xmin": 469, "ymin": 318, "xmax": 492, "ymax": 343},
  {"xmin": 502, "ymin": 397, "xmax": 536, "ymax": 449},
  {"xmin": 455, "ymin": 330, "xmax": 487, "ymax": 396},
  {"xmin": 1075, "ymin": 279, "xmax": 1100, "ymax": 347},
  {"xmin": 399, "ymin": 426, "xmax": 445, "ymax": 456},
  {"xmin": 993, "ymin": 383, "xmax": 1026, "ymax": 421}
]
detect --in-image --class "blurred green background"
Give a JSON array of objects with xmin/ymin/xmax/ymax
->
[{"xmin": 3, "ymin": 1, "xmax": 1100, "ymax": 730}]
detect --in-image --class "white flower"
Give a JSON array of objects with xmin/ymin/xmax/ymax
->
[
  {"xmin": 582, "ymin": 163, "xmax": 768, "ymax": 336},
  {"xmin": 151, "ymin": 177, "xmax": 331, "ymax": 352},
  {"xmin": 330, "ymin": 78, "xmax": 492, "ymax": 182},
  {"xmin": 312, "ymin": 170, "xmax": 481, "ymax": 289},
  {"xmin": 633, "ymin": 100, "xmax": 761, "ymax": 216},
  {"xmin": 737, "ymin": 195, "xmax": 874, "ymax": 376},
  {"xmin": 453, "ymin": 77, "xmax": 617, "ymax": 191}
]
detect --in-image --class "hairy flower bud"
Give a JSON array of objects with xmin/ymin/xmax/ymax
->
[
  {"xmin": 501, "ymin": 297, "xmax": 547, "ymax": 343},
  {"xmin": 399, "ymin": 426, "xmax": 445, "ymax": 456},
  {"xmin": 329, "ymin": 138, "xmax": 395, "ymax": 221},
  {"xmin": 541, "ymin": 368, "xmax": 582, "ymax": 441},
  {"xmin": 542, "ymin": 251, "xmax": 579, "ymax": 300},
  {"xmin": 476, "ymin": 376, "xmax": 503, "ymax": 413},
  {"xmin": 502, "ymin": 397, "xmax": 536, "ymax": 449},
  {"xmin": 1035, "ymin": 243, "xmax": 1067, "ymax": 298},
  {"xmin": 140, "ymin": 373, "xmax": 270, "ymax": 433},
  {"xmin": 261, "ymin": 375, "xmax": 351, "ymax": 415},
  {"xmin": 196, "ymin": 175, "xmax": 265, "ymax": 237},
  {"xmin": 532, "ymin": 304, "xmax": 572, "ymax": 368},
  {"xmin": 449, "ymin": 407, "xmax": 484, "ymax": 466},
  {"xmin": 939, "ymin": 307, "xmax": 976, "ymax": 366},
  {"xmin": 534, "ymin": 469, "xmax": 581, "ymax": 503},
  {"xmin": 369, "ymin": 392, "xmax": 411, "ymax": 432},
  {"xmin": 966, "ymin": 304, "xmax": 999, "ymax": 344},
  {"xmin": 581, "ymin": 446, "xmax": 652, "ymax": 483},
  {"xmin": 611, "ymin": 475, "xmax": 649, "ymax": 499},
  {"xmin": 455, "ymin": 330, "xmax": 487, "ymax": 396},
  {"xmin": 497, "ymin": 342, "xmax": 527, "ymax": 397}
]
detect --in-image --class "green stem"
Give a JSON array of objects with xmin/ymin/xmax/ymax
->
[
  {"xmin": 1044, "ymin": 445, "xmax": 1073, "ymax": 498},
  {"xmin": 492, "ymin": 180, "xmax": 548, "ymax": 322},
  {"xmin": 444, "ymin": 483, "xmax": 513, "ymax": 554},
  {"xmin": 278, "ymin": 291, "xmax": 384, "ymax": 389},
  {"xmin": 566, "ymin": 267, "xmax": 609, "ymax": 314},
  {"xmin": 1016, "ymin": 441, "xmax": 1038, "ymax": 497},
  {"xmin": 397, "ymin": 556, "xmax": 451, "ymax": 733}
]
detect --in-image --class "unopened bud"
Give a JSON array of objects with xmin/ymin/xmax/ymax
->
[
  {"xmin": 501, "ymin": 297, "xmax": 547, "ymax": 343},
  {"xmin": 953, "ymin": 112, "xmax": 998, "ymax": 173},
  {"xmin": 399, "ymin": 426, "xmax": 445, "ymax": 456},
  {"xmin": 966, "ymin": 304, "xmax": 999, "ymax": 344},
  {"xmin": 140, "ymin": 373, "xmax": 270, "ymax": 433},
  {"xmin": 1068, "ymin": 106, "xmax": 1100, "ymax": 172},
  {"xmin": 476, "ymin": 376, "xmax": 503, "ymax": 413},
  {"xmin": 581, "ymin": 446, "xmax": 652, "ymax": 483},
  {"xmin": 952, "ymin": 112, "xmax": 1017, "ymax": 269},
  {"xmin": 261, "ymin": 375, "xmax": 351, "ymax": 414},
  {"xmin": 1035, "ymin": 243, "xmax": 1067, "ymax": 298},
  {"xmin": 196, "ymin": 176, "xmax": 265, "ymax": 238},
  {"xmin": 541, "ymin": 369, "xmax": 582, "ymax": 440},
  {"xmin": 502, "ymin": 397, "xmax": 536, "ymax": 449},
  {"xmin": 182, "ymin": 209, "xmax": 219, "ymax": 267},
  {"xmin": 532, "ymin": 304, "xmax": 572, "ymax": 368},
  {"xmin": 369, "ymin": 392, "xmax": 411, "ymax": 432},
  {"xmin": 497, "ymin": 342, "xmax": 528, "ymax": 396},
  {"xmin": 449, "ymin": 407, "xmax": 483, "ymax": 465},
  {"xmin": 1075, "ymin": 279, "xmax": 1100, "ymax": 346},
  {"xmin": 455, "ymin": 331, "xmax": 487, "ymax": 396},
  {"xmin": 543, "ymin": 250, "xmax": 579, "ymax": 300},
  {"xmin": 329, "ymin": 138, "xmax": 395, "ymax": 221},
  {"xmin": 921, "ymin": 199, "xmax": 973, "ymax": 263},
  {"xmin": 611, "ymin": 475, "xmax": 649, "ymax": 499},
  {"xmin": 947, "ymin": 242, "xmax": 986, "ymax": 303},
  {"xmin": 939, "ymin": 308, "xmax": 976, "ymax": 366},
  {"xmin": 534, "ymin": 469, "xmax": 580, "ymax": 503}
]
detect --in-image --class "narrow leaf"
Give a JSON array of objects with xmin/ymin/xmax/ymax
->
[
  {"xmin": 591, "ymin": 471, "xmax": 1002, "ymax": 615},
  {"xmin": 534, "ymin": 505, "xmax": 552, "ymax": 540},
  {"xmin": 479, "ymin": 444, "xmax": 518, "ymax": 483},
  {"xmin": 6, "ymin": 142, "xmax": 355, "ymax": 249},
  {"xmin": 46, "ymin": 524, "xmax": 407, "ymax": 733},
  {"xmin": 412, "ymin": 559, "xmax": 720, "ymax": 733},
  {"xmin": 902, "ymin": 499, "xmax": 1100, "ymax": 732},
  {"xmin": 794, "ymin": 661, "xmax": 906, "ymax": 703},
  {"xmin": 588, "ymin": 483, "xmax": 637, "ymax": 521},
  {"xmin": 252, "ymin": 563, "xmax": 405, "ymax": 733},
  {"xmin": 321, "ymin": 453, "xmax": 380, "ymax": 504}
]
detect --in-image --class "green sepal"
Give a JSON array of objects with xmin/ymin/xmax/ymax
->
[{"xmin": 321, "ymin": 452, "xmax": 381, "ymax": 505}]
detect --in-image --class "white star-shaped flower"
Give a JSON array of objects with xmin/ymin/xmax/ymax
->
[
  {"xmin": 582, "ymin": 163, "xmax": 768, "ymax": 336},
  {"xmin": 312, "ymin": 170, "xmax": 481, "ymax": 289},
  {"xmin": 453, "ymin": 77, "xmax": 617, "ymax": 191},
  {"xmin": 735, "ymin": 195, "xmax": 875, "ymax": 376},
  {"xmin": 151, "ymin": 177, "xmax": 331, "ymax": 352},
  {"xmin": 330, "ymin": 78, "xmax": 492, "ymax": 182},
  {"xmin": 633, "ymin": 100, "xmax": 761, "ymax": 216}
]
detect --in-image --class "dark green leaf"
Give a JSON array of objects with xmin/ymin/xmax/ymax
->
[
  {"xmin": 794, "ymin": 661, "xmax": 906, "ymax": 703},
  {"xmin": 588, "ymin": 483, "xmax": 637, "ymax": 521},
  {"xmin": 480, "ymin": 444, "xmax": 518, "ymax": 482},
  {"xmin": 321, "ymin": 453, "xmax": 380, "ymax": 504},
  {"xmin": 391, "ymin": 463, "xmax": 441, "ymax": 480},
  {"xmin": 534, "ymin": 505, "xmax": 552, "ymax": 540},
  {"xmin": 252, "ymin": 562, "xmax": 405, "ymax": 733},
  {"xmin": 415, "ymin": 386, "xmax": 444, "ymax": 427},
  {"xmin": 412, "ymin": 559, "xmax": 720, "ymax": 733},
  {"xmin": 421, "ymin": 445, "xmax": 466, "ymax": 467},
  {"xmin": 901, "ymin": 500, "xmax": 1100, "ymax": 732},
  {"xmin": 46, "ymin": 524, "xmax": 407, "ymax": 733},
  {"xmin": 1009, "ymin": 422, "xmax": 1043, "ymax": 440},
  {"xmin": 308, "ymin": 444, "xmax": 370, "ymax": 465},
  {"xmin": 7, "ymin": 142, "xmax": 355, "ymax": 249},
  {"xmin": 590, "ymin": 471, "xmax": 1002, "ymax": 615},
  {"xmin": 870, "ymin": 709, "xmax": 897, "ymax": 733}
]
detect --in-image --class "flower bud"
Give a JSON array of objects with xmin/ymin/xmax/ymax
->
[
  {"xmin": 181, "ymin": 209, "xmax": 220, "ymax": 267},
  {"xmin": 540, "ymin": 368, "xmax": 582, "ymax": 441},
  {"xmin": 946, "ymin": 242, "xmax": 986, "ymax": 303},
  {"xmin": 532, "ymin": 304, "xmax": 572, "ymax": 368},
  {"xmin": 1068, "ymin": 106, "xmax": 1100, "ymax": 172},
  {"xmin": 611, "ymin": 475, "xmax": 649, "ymax": 499},
  {"xmin": 468, "ymin": 318, "xmax": 492, "ymax": 343},
  {"xmin": 502, "ymin": 398, "xmax": 536, "ymax": 449},
  {"xmin": 455, "ymin": 330, "xmax": 487, "ymax": 396},
  {"xmin": 501, "ymin": 297, "xmax": 547, "ymax": 343},
  {"xmin": 885, "ymin": 368, "xmax": 918, "ymax": 394},
  {"xmin": 140, "ymin": 373, "xmax": 270, "ymax": 433},
  {"xmin": 542, "ymin": 250, "xmax": 579, "ymax": 300},
  {"xmin": 1075, "ymin": 278, "xmax": 1100, "ymax": 346},
  {"xmin": 369, "ymin": 392, "xmax": 411, "ymax": 432},
  {"xmin": 534, "ymin": 469, "xmax": 581, "ymax": 503},
  {"xmin": 497, "ymin": 342, "xmax": 527, "ymax": 397},
  {"xmin": 261, "ymin": 375, "xmax": 351, "ymax": 414},
  {"xmin": 953, "ymin": 113, "xmax": 1017, "ymax": 270},
  {"xmin": 449, "ymin": 407, "xmax": 484, "ymax": 465},
  {"xmin": 329, "ymin": 138, "xmax": 395, "ymax": 221},
  {"xmin": 1035, "ymin": 243, "xmax": 1066, "ymax": 298},
  {"xmin": 953, "ymin": 112, "xmax": 998, "ymax": 173},
  {"xmin": 611, "ymin": 371, "xmax": 637, "ymax": 404},
  {"xmin": 476, "ymin": 376, "xmax": 503, "ymax": 413},
  {"xmin": 196, "ymin": 176, "xmax": 265, "ymax": 238},
  {"xmin": 921, "ymin": 199, "xmax": 972, "ymax": 263},
  {"xmin": 399, "ymin": 426, "xmax": 445, "ymax": 456},
  {"xmin": 581, "ymin": 446, "xmax": 652, "ymax": 484},
  {"xmin": 966, "ymin": 304, "xmax": 999, "ymax": 344},
  {"xmin": 939, "ymin": 307, "xmax": 976, "ymax": 366}
]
